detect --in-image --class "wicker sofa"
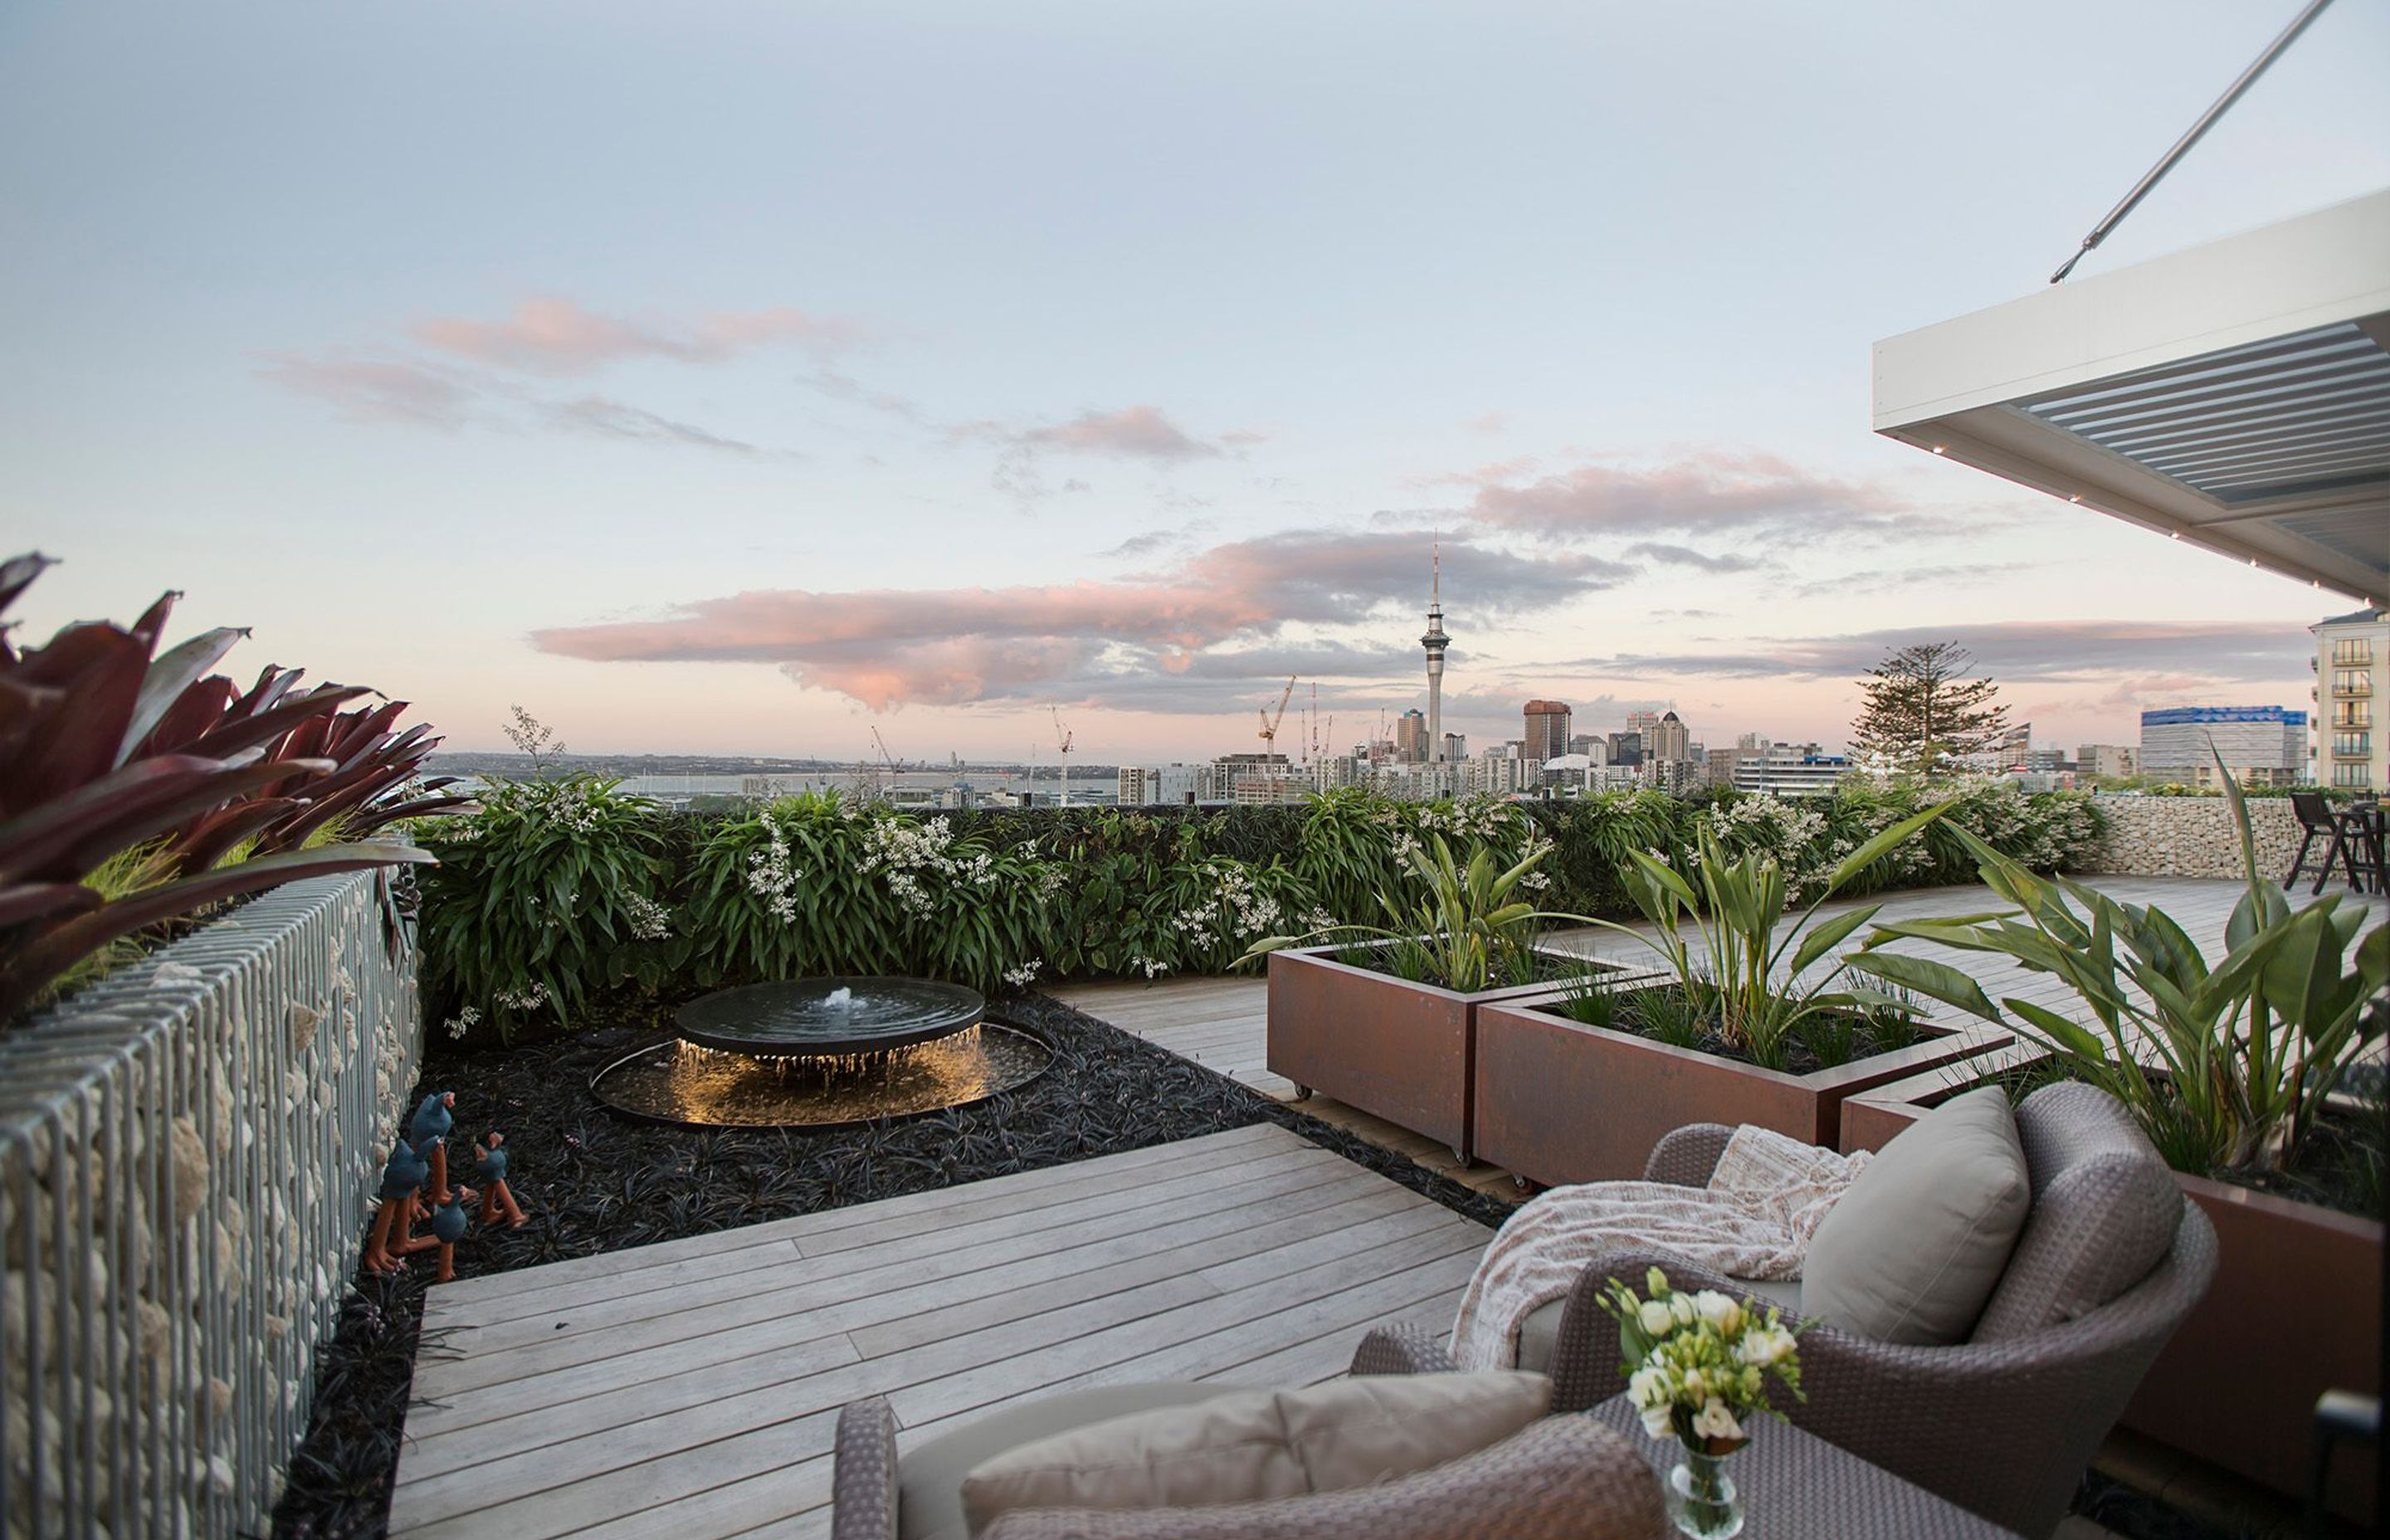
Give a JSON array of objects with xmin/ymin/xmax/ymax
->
[
  {"xmin": 829, "ymin": 1336, "xmax": 1667, "ymax": 1540},
  {"xmin": 1357, "ymin": 1082, "xmax": 2219, "ymax": 1538}
]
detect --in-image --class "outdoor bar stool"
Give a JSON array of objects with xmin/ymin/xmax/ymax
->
[
  {"xmin": 2342, "ymin": 800, "xmax": 2386, "ymax": 894},
  {"xmin": 2285, "ymin": 791, "xmax": 2368, "ymax": 894}
]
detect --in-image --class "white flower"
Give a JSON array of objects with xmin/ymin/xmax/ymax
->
[
  {"xmin": 1627, "ymin": 1366, "xmax": 1671, "ymax": 1409},
  {"xmin": 622, "ymin": 892, "xmax": 672, "ymax": 942},
  {"xmin": 442, "ymin": 1006, "xmax": 481, "ymax": 1040},
  {"xmin": 1002, "ymin": 959, "xmax": 1043, "ymax": 987},
  {"xmin": 1669, "ymin": 1293, "xmax": 1698, "ymax": 1327},
  {"xmin": 1636, "ymin": 1299, "xmax": 1675, "ymax": 1338},
  {"xmin": 1690, "ymin": 1399, "xmax": 1742, "ymax": 1443},
  {"xmin": 495, "ymin": 981, "xmax": 550, "ymax": 1013},
  {"xmin": 744, "ymin": 811, "xmax": 806, "ymax": 924},
  {"xmin": 1693, "ymin": 1291, "xmax": 1743, "ymax": 1335},
  {"xmin": 1735, "ymin": 1326, "xmax": 1796, "ymax": 1368},
  {"xmin": 1641, "ymin": 1405, "xmax": 1676, "ymax": 1440}
]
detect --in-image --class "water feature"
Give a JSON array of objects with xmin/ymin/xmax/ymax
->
[{"xmin": 589, "ymin": 976, "xmax": 1051, "ymax": 1128}]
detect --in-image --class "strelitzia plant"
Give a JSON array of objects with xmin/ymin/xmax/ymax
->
[
  {"xmin": 1573, "ymin": 803, "xmax": 1952, "ymax": 1070},
  {"xmin": 1847, "ymin": 754, "xmax": 2388, "ymax": 1175}
]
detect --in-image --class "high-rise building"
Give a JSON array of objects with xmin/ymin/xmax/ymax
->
[
  {"xmin": 1440, "ymin": 732, "xmax": 1467, "ymax": 763},
  {"xmin": 1705, "ymin": 746, "xmax": 1746, "ymax": 787},
  {"xmin": 1733, "ymin": 748, "xmax": 1853, "ymax": 797},
  {"xmin": 1202, "ymin": 753, "xmax": 1301, "ymax": 803},
  {"xmin": 1607, "ymin": 730, "xmax": 1643, "ymax": 768},
  {"xmin": 1641, "ymin": 758, "xmax": 1703, "ymax": 797},
  {"xmin": 1421, "ymin": 542, "xmax": 1449, "ymax": 753},
  {"xmin": 1119, "ymin": 764, "xmax": 1202, "ymax": 804},
  {"xmin": 1394, "ymin": 709, "xmax": 1429, "ymax": 763},
  {"xmin": 2075, "ymin": 744, "xmax": 2138, "ymax": 778},
  {"xmin": 2314, "ymin": 607, "xmax": 2386, "ymax": 793},
  {"xmin": 1648, "ymin": 711, "xmax": 1691, "ymax": 763},
  {"xmin": 1990, "ymin": 723, "xmax": 2032, "ymax": 770},
  {"xmin": 1735, "ymin": 732, "xmax": 1773, "ymax": 753},
  {"xmin": 1471, "ymin": 740, "xmax": 1533, "ymax": 796},
  {"xmin": 1523, "ymin": 700, "xmax": 1572, "ymax": 763},
  {"xmin": 1626, "ymin": 709, "xmax": 1662, "ymax": 738},
  {"xmin": 2138, "ymin": 707, "xmax": 2308, "ymax": 786}
]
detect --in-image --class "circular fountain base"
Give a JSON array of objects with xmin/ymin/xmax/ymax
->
[{"xmin": 590, "ymin": 1019, "xmax": 1051, "ymax": 1129}]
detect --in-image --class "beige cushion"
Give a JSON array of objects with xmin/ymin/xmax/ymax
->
[
  {"xmin": 956, "ymin": 1372, "xmax": 1551, "ymax": 1537},
  {"xmin": 900, "ymin": 1384, "xmax": 1238, "ymax": 1540},
  {"xmin": 1802, "ymin": 1087, "xmax": 2031, "ymax": 1344},
  {"xmin": 1516, "ymin": 1277, "xmax": 1797, "ymax": 1374}
]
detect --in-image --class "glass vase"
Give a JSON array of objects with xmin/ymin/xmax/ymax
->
[{"xmin": 1666, "ymin": 1448, "xmax": 1744, "ymax": 1539}]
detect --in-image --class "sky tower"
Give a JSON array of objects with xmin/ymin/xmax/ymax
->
[{"xmin": 1421, "ymin": 539, "xmax": 1449, "ymax": 756}]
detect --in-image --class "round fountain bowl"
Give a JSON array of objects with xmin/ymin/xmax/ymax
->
[
  {"xmin": 590, "ymin": 976, "xmax": 1051, "ymax": 1129},
  {"xmin": 673, "ymin": 976, "xmax": 987, "ymax": 1056}
]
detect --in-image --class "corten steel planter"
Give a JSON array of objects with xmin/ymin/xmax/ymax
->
[
  {"xmin": 1842, "ymin": 1079, "xmax": 2382, "ymax": 1525},
  {"xmin": 1264, "ymin": 942, "xmax": 1617, "ymax": 1162},
  {"xmin": 1470, "ymin": 987, "xmax": 2011, "ymax": 1187}
]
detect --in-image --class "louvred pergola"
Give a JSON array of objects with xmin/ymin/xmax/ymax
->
[{"xmin": 1874, "ymin": 189, "xmax": 2389, "ymax": 604}]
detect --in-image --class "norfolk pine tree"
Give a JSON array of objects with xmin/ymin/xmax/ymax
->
[{"xmin": 1850, "ymin": 642, "xmax": 2010, "ymax": 774}]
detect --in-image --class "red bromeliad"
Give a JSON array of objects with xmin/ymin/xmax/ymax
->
[{"xmin": 0, "ymin": 552, "xmax": 470, "ymax": 1025}]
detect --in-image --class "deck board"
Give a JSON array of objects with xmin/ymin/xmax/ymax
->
[{"xmin": 389, "ymin": 1125, "xmax": 1491, "ymax": 1538}]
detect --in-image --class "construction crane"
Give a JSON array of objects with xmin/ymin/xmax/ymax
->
[
  {"xmin": 1257, "ymin": 675, "xmax": 1296, "ymax": 756},
  {"xmin": 1050, "ymin": 707, "xmax": 1075, "ymax": 808},
  {"xmin": 870, "ymin": 726, "xmax": 901, "ymax": 802}
]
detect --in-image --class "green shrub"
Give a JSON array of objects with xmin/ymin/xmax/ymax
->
[
  {"xmin": 416, "ymin": 777, "xmax": 679, "ymax": 1041},
  {"xmin": 414, "ymin": 780, "xmax": 2106, "ymax": 1043}
]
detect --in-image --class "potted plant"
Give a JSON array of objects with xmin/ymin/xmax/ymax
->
[
  {"xmin": 1245, "ymin": 833, "xmax": 1629, "ymax": 1163},
  {"xmin": 1844, "ymin": 762, "xmax": 2387, "ymax": 1521},
  {"xmin": 1471, "ymin": 804, "xmax": 2010, "ymax": 1185}
]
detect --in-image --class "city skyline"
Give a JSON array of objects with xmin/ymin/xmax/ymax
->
[{"xmin": 7, "ymin": 2, "xmax": 2386, "ymax": 765}]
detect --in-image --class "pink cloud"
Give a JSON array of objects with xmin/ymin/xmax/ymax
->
[
  {"xmin": 1017, "ymin": 404, "xmax": 1222, "ymax": 461},
  {"xmin": 407, "ymin": 298, "xmax": 866, "ymax": 375},
  {"xmin": 533, "ymin": 529, "xmax": 1629, "ymax": 711},
  {"xmin": 252, "ymin": 352, "xmax": 478, "ymax": 427},
  {"xmin": 1461, "ymin": 452, "xmax": 1910, "ymax": 539}
]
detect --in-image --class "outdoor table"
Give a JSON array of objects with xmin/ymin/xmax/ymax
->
[
  {"xmin": 1588, "ymin": 1395, "xmax": 2027, "ymax": 1538},
  {"xmin": 2334, "ymin": 801, "xmax": 2386, "ymax": 894}
]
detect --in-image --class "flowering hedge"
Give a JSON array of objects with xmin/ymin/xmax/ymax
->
[{"xmin": 414, "ymin": 779, "xmax": 2101, "ymax": 1043}]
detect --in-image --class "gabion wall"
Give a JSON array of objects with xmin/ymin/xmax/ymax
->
[
  {"xmin": 2076, "ymin": 795, "xmax": 2304, "ymax": 880},
  {"xmin": 1, "ymin": 872, "xmax": 422, "ymax": 1540}
]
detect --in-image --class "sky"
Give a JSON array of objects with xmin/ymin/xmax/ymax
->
[{"xmin": 3, "ymin": 1, "xmax": 2387, "ymax": 767}]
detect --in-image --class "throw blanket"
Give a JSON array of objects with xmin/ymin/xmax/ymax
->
[{"xmin": 1449, "ymin": 1126, "xmax": 1870, "ymax": 1371}]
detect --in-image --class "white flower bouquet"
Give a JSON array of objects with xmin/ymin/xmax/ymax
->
[{"xmin": 1597, "ymin": 1266, "xmax": 1806, "ymax": 1454}]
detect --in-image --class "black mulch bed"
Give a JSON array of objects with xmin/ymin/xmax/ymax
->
[{"xmin": 268, "ymin": 992, "xmax": 1514, "ymax": 1539}]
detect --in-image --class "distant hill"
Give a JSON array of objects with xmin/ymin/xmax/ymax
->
[{"xmin": 426, "ymin": 752, "xmax": 1120, "ymax": 777}]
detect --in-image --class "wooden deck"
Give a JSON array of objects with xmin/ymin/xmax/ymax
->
[
  {"xmin": 388, "ymin": 1124, "xmax": 1491, "ymax": 1540},
  {"xmin": 388, "ymin": 875, "xmax": 2380, "ymax": 1538},
  {"xmin": 1043, "ymin": 977, "xmax": 1534, "ymax": 1201}
]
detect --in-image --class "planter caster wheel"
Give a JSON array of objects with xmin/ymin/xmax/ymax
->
[
  {"xmin": 1450, "ymin": 1147, "xmax": 1471, "ymax": 1169},
  {"xmin": 1290, "ymin": 1085, "xmax": 1312, "ymax": 1102},
  {"xmin": 1511, "ymin": 1174, "xmax": 1532, "ymax": 1193}
]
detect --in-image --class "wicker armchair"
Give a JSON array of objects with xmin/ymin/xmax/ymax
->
[
  {"xmin": 1358, "ymin": 1084, "xmax": 2219, "ymax": 1539},
  {"xmin": 829, "ymin": 1338, "xmax": 1666, "ymax": 1540}
]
